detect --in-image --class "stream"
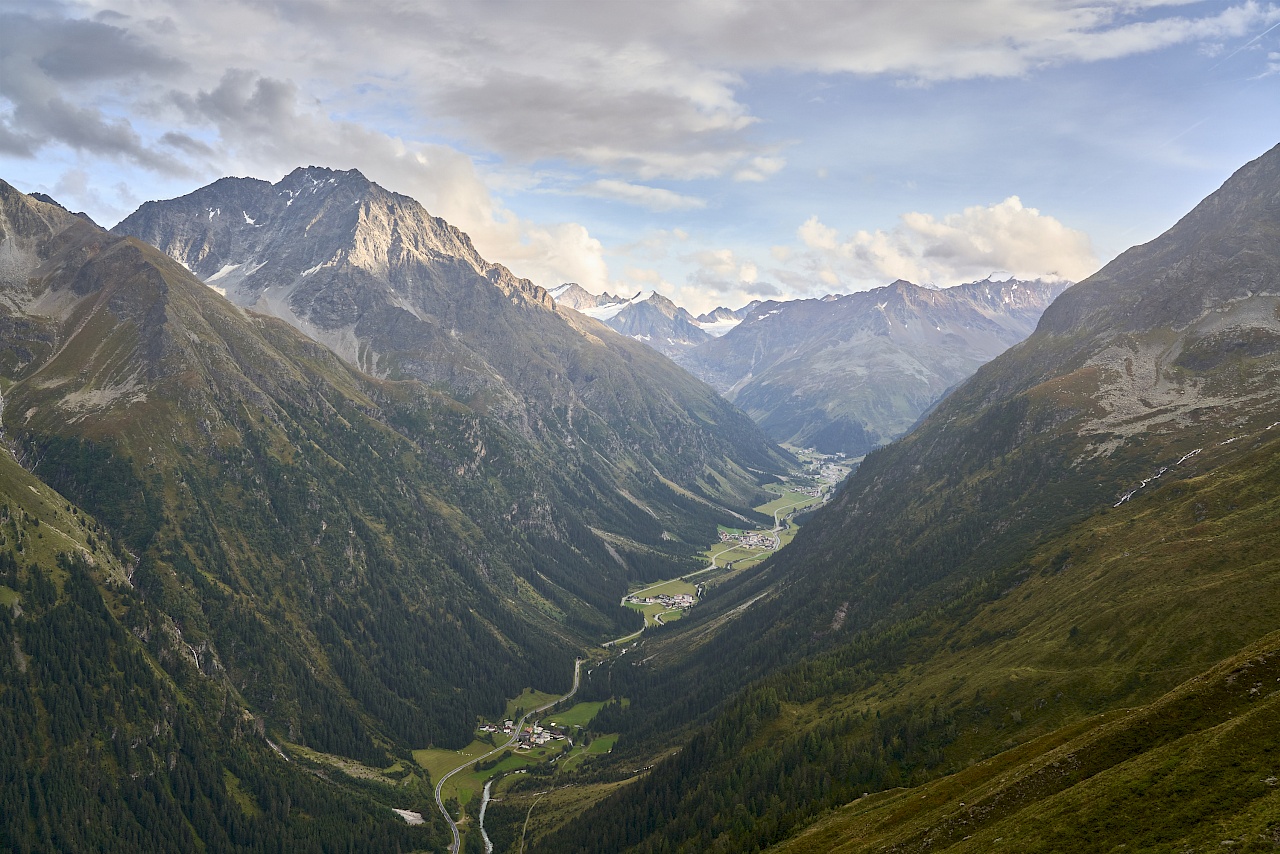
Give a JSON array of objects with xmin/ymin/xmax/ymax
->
[{"xmin": 478, "ymin": 779, "xmax": 494, "ymax": 854}]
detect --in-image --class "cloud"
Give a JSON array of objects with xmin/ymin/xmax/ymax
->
[
  {"xmin": 666, "ymin": 247, "xmax": 780, "ymax": 312},
  {"xmin": 733, "ymin": 155, "xmax": 786, "ymax": 182},
  {"xmin": 793, "ymin": 196, "xmax": 1098, "ymax": 288},
  {"xmin": 430, "ymin": 64, "xmax": 757, "ymax": 180},
  {"xmin": 45, "ymin": 167, "xmax": 138, "ymax": 224},
  {"xmin": 6, "ymin": 1, "xmax": 1271, "ymax": 206},
  {"xmin": 0, "ymin": 10, "xmax": 186, "ymax": 171},
  {"xmin": 626, "ymin": 0, "xmax": 1280, "ymax": 81},
  {"xmin": 4, "ymin": 1, "xmax": 1275, "ymax": 191},
  {"xmin": 47, "ymin": 0, "xmax": 1266, "ymax": 192},
  {"xmin": 580, "ymin": 179, "xmax": 706, "ymax": 211}
]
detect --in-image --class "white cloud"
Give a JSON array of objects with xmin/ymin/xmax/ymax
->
[
  {"xmin": 580, "ymin": 179, "xmax": 706, "ymax": 211},
  {"xmin": 733, "ymin": 155, "xmax": 786, "ymax": 182},
  {"xmin": 47, "ymin": 0, "xmax": 1274, "ymax": 190},
  {"xmin": 792, "ymin": 196, "xmax": 1098, "ymax": 288},
  {"xmin": 672, "ymin": 247, "xmax": 782, "ymax": 313}
]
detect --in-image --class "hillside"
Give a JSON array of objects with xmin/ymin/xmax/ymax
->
[
  {"xmin": 676, "ymin": 277, "xmax": 1068, "ymax": 455},
  {"xmin": 527, "ymin": 144, "xmax": 1280, "ymax": 852},
  {"xmin": 0, "ymin": 423, "xmax": 446, "ymax": 850}
]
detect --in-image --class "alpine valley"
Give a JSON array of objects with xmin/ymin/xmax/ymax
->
[
  {"xmin": 2, "ymin": 134, "xmax": 1280, "ymax": 854},
  {"xmin": 675, "ymin": 277, "xmax": 1068, "ymax": 456}
]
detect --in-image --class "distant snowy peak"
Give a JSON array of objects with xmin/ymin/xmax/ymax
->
[{"xmin": 546, "ymin": 285, "xmax": 749, "ymax": 355}]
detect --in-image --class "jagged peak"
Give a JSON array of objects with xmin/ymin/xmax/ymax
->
[
  {"xmin": 280, "ymin": 165, "xmax": 370, "ymax": 187},
  {"xmin": 0, "ymin": 179, "xmax": 82, "ymax": 247}
]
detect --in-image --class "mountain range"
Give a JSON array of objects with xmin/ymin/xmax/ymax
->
[
  {"xmin": 114, "ymin": 168, "xmax": 787, "ymax": 542},
  {"xmin": 548, "ymin": 284, "xmax": 753, "ymax": 357},
  {"xmin": 553, "ymin": 276, "xmax": 1065, "ymax": 456},
  {"xmin": 677, "ymin": 276, "xmax": 1068, "ymax": 455}
]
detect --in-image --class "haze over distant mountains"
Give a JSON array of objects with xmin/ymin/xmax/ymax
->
[
  {"xmin": 679, "ymin": 276, "xmax": 1068, "ymax": 455},
  {"xmin": 553, "ymin": 276, "xmax": 1067, "ymax": 456}
]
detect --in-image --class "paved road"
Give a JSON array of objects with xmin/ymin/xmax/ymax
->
[{"xmin": 435, "ymin": 658, "xmax": 582, "ymax": 854}]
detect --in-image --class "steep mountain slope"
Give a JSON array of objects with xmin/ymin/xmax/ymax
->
[
  {"xmin": 114, "ymin": 167, "xmax": 788, "ymax": 549},
  {"xmin": 1, "ymin": 179, "xmax": 604, "ymax": 753},
  {"xmin": 533, "ymin": 144, "xmax": 1280, "ymax": 852},
  {"xmin": 0, "ymin": 447, "xmax": 446, "ymax": 851},
  {"xmin": 676, "ymin": 277, "xmax": 1068, "ymax": 455}
]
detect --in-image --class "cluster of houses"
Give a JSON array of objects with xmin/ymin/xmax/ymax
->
[
  {"xmin": 624, "ymin": 592, "xmax": 696, "ymax": 610},
  {"xmin": 479, "ymin": 719, "xmax": 572, "ymax": 749},
  {"xmin": 718, "ymin": 529, "xmax": 776, "ymax": 550}
]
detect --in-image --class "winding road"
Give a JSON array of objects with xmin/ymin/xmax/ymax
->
[{"xmin": 434, "ymin": 658, "xmax": 582, "ymax": 854}]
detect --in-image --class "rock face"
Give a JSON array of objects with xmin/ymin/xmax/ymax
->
[
  {"xmin": 115, "ymin": 168, "xmax": 788, "ymax": 534},
  {"xmin": 676, "ymin": 277, "xmax": 1068, "ymax": 455},
  {"xmin": 547, "ymin": 282, "xmax": 628, "ymax": 312}
]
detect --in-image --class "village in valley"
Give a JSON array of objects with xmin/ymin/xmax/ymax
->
[
  {"xmin": 716, "ymin": 528, "xmax": 778, "ymax": 550},
  {"xmin": 620, "ymin": 446, "xmax": 857, "ymax": 630},
  {"xmin": 480, "ymin": 719, "xmax": 572, "ymax": 750},
  {"xmin": 624, "ymin": 590, "xmax": 697, "ymax": 610}
]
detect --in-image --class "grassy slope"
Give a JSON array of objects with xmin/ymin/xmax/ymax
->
[{"xmin": 778, "ymin": 635, "xmax": 1280, "ymax": 853}]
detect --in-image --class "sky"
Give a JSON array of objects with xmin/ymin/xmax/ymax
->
[{"xmin": 3, "ymin": 1, "xmax": 1280, "ymax": 314}]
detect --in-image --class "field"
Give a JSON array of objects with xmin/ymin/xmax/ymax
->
[
  {"xmin": 446, "ymin": 744, "xmax": 562, "ymax": 805},
  {"xmin": 505, "ymin": 688, "xmax": 561, "ymax": 719},
  {"xmin": 703, "ymin": 538, "xmax": 774, "ymax": 572},
  {"xmin": 546, "ymin": 701, "xmax": 606, "ymax": 729},
  {"xmin": 755, "ymin": 485, "xmax": 824, "ymax": 517},
  {"xmin": 412, "ymin": 739, "xmax": 493, "ymax": 784}
]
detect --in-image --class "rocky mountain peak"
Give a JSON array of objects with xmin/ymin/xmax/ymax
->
[
  {"xmin": 114, "ymin": 169, "xmax": 558, "ymax": 376},
  {"xmin": 695, "ymin": 306, "xmax": 739, "ymax": 324}
]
